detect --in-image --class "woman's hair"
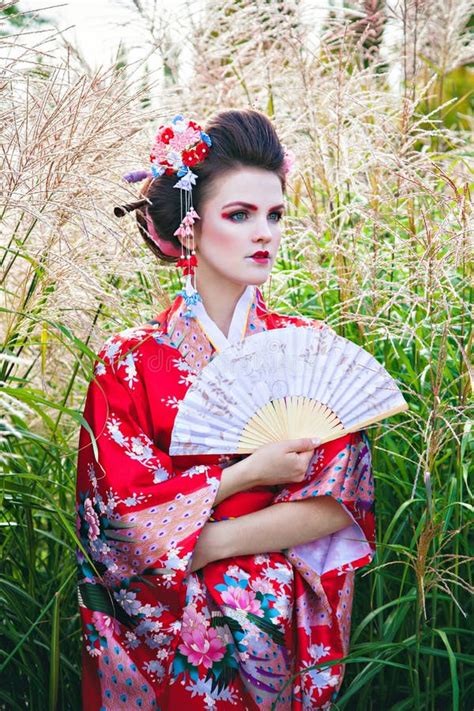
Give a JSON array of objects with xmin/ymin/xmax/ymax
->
[{"xmin": 135, "ymin": 109, "xmax": 287, "ymax": 263}]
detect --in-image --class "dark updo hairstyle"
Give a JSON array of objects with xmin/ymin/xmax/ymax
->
[{"xmin": 135, "ymin": 109, "xmax": 287, "ymax": 263}]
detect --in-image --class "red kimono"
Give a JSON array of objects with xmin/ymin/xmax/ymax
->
[{"xmin": 76, "ymin": 285, "xmax": 375, "ymax": 710}]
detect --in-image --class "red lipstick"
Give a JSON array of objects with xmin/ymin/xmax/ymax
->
[{"xmin": 248, "ymin": 250, "xmax": 270, "ymax": 263}]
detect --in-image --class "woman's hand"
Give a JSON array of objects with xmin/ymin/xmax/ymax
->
[
  {"xmin": 241, "ymin": 437, "xmax": 320, "ymax": 488},
  {"xmin": 212, "ymin": 437, "xmax": 321, "ymax": 506}
]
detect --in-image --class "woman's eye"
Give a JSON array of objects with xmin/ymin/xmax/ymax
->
[
  {"xmin": 230, "ymin": 211, "xmax": 247, "ymax": 221},
  {"xmin": 269, "ymin": 211, "xmax": 283, "ymax": 222},
  {"xmin": 229, "ymin": 211, "xmax": 283, "ymax": 222}
]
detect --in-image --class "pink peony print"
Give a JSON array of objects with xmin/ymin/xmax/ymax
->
[
  {"xmin": 220, "ymin": 587, "xmax": 263, "ymax": 616},
  {"xmin": 178, "ymin": 624, "xmax": 226, "ymax": 669},
  {"xmin": 182, "ymin": 604, "xmax": 207, "ymax": 631},
  {"xmin": 83, "ymin": 498, "xmax": 100, "ymax": 541},
  {"xmin": 91, "ymin": 611, "xmax": 121, "ymax": 638}
]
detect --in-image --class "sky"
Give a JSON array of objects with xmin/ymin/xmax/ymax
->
[
  {"xmin": 18, "ymin": 0, "xmax": 195, "ymax": 72},
  {"xmin": 14, "ymin": 1, "xmax": 405, "ymax": 101},
  {"xmin": 16, "ymin": 0, "xmax": 333, "ymax": 74}
]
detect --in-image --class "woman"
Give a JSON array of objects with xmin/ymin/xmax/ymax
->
[{"xmin": 76, "ymin": 109, "xmax": 375, "ymax": 710}]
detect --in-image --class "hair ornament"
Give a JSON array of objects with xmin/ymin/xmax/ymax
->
[
  {"xmin": 150, "ymin": 114, "xmax": 212, "ymax": 192},
  {"xmin": 115, "ymin": 114, "xmax": 213, "ymax": 313},
  {"xmin": 282, "ymin": 146, "xmax": 296, "ymax": 176},
  {"xmin": 123, "ymin": 170, "xmax": 153, "ymax": 184},
  {"xmin": 145, "ymin": 210, "xmax": 182, "ymax": 257}
]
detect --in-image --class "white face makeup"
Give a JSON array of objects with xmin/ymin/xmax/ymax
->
[{"xmin": 192, "ymin": 166, "xmax": 285, "ymax": 288}]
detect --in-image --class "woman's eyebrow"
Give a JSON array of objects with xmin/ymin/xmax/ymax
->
[{"xmin": 222, "ymin": 201, "xmax": 285, "ymax": 211}]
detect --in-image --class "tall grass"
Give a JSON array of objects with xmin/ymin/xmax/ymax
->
[{"xmin": 1, "ymin": 1, "xmax": 472, "ymax": 709}]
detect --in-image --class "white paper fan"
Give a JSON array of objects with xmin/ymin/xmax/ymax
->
[{"xmin": 169, "ymin": 325, "xmax": 408, "ymax": 455}]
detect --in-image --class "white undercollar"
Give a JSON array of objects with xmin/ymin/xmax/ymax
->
[{"xmin": 193, "ymin": 285, "xmax": 255, "ymax": 353}]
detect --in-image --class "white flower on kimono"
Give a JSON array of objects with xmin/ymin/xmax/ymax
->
[
  {"xmin": 169, "ymin": 619, "xmax": 182, "ymax": 634},
  {"xmin": 173, "ymin": 357, "xmax": 194, "ymax": 372},
  {"xmin": 107, "ymin": 417, "xmax": 126, "ymax": 445},
  {"xmin": 185, "ymin": 678, "xmax": 238, "ymax": 704},
  {"xmin": 165, "ymin": 546, "xmax": 186, "ymax": 571},
  {"xmin": 254, "ymin": 554, "xmax": 271, "ymax": 565},
  {"xmin": 145, "ymin": 634, "xmax": 165, "ymax": 649},
  {"xmin": 86, "ymin": 644, "xmax": 102, "ymax": 657},
  {"xmin": 90, "ymin": 539, "xmax": 110, "ymax": 558},
  {"xmin": 121, "ymin": 491, "xmax": 147, "ymax": 507},
  {"xmin": 153, "ymin": 466, "xmax": 169, "ymax": 483},
  {"xmin": 105, "ymin": 488, "xmax": 120, "ymax": 515},
  {"xmin": 225, "ymin": 565, "xmax": 249, "ymax": 580},
  {"xmin": 160, "ymin": 395, "xmax": 182, "ymax": 409},
  {"xmin": 204, "ymin": 693, "xmax": 217, "ymax": 710},
  {"xmin": 272, "ymin": 592, "xmax": 291, "ymax": 617},
  {"xmin": 182, "ymin": 464, "xmax": 209, "ymax": 478},
  {"xmin": 138, "ymin": 603, "xmax": 159, "ymax": 618},
  {"xmin": 308, "ymin": 643, "xmax": 331, "ymax": 661},
  {"xmin": 87, "ymin": 463, "xmax": 97, "ymax": 487},
  {"xmin": 113, "ymin": 588, "xmax": 142, "ymax": 616},
  {"xmin": 178, "ymin": 372, "xmax": 198, "ymax": 387},
  {"xmin": 186, "ymin": 573, "xmax": 206, "ymax": 602},
  {"xmin": 130, "ymin": 436, "xmax": 153, "ymax": 460},
  {"xmin": 94, "ymin": 362, "xmax": 106, "ymax": 376},
  {"xmin": 263, "ymin": 562, "xmax": 293, "ymax": 585},
  {"xmin": 103, "ymin": 339, "xmax": 121, "ymax": 364},
  {"xmin": 121, "ymin": 352, "xmax": 139, "ymax": 388},
  {"xmin": 124, "ymin": 631, "xmax": 140, "ymax": 649}
]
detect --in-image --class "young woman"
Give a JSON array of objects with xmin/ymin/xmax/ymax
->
[{"xmin": 76, "ymin": 109, "xmax": 375, "ymax": 710}]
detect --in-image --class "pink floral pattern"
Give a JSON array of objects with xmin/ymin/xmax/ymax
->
[
  {"xmin": 179, "ymin": 625, "xmax": 227, "ymax": 669},
  {"xmin": 220, "ymin": 586, "xmax": 264, "ymax": 616}
]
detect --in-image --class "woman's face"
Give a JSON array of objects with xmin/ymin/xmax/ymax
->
[{"xmin": 192, "ymin": 166, "xmax": 285, "ymax": 288}]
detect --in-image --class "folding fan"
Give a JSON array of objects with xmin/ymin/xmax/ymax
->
[{"xmin": 169, "ymin": 325, "xmax": 408, "ymax": 455}]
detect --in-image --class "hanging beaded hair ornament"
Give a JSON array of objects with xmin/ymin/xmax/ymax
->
[
  {"xmin": 114, "ymin": 113, "xmax": 295, "ymax": 318},
  {"xmin": 115, "ymin": 114, "xmax": 212, "ymax": 318}
]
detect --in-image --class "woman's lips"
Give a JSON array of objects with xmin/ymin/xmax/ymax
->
[{"xmin": 248, "ymin": 252, "xmax": 270, "ymax": 263}]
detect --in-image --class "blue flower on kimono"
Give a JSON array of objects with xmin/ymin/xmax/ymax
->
[
  {"xmin": 300, "ymin": 663, "xmax": 339, "ymax": 696},
  {"xmin": 113, "ymin": 588, "xmax": 142, "ymax": 616},
  {"xmin": 308, "ymin": 643, "xmax": 331, "ymax": 661},
  {"xmin": 143, "ymin": 659, "xmax": 166, "ymax": 680}
]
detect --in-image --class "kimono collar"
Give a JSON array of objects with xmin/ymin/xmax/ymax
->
[
  {"xmin": 153, "ymin": 284, "xmax": 270, "ymax": 373},
  {"xmin": 192, "ymin": 284, "xmax": 255, "ymax": 353}
]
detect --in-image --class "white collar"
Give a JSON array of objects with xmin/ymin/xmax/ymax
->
[{"xmin": 193, "ymin": 285, "xmax": 255, "ymax": 353}]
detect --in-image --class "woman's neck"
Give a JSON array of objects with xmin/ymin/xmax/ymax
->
[{"xmin": 193, "ymin": 273, "xmax": 248, "ymax": 338}]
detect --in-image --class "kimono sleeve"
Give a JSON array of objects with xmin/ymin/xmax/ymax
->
[
  {"xmin": 272, "ymin": 430, "xmax": 375, "ymax": 577},
  {"xmin": 75, "ymin": 338, "xmax": 224, "ymax": 598}
]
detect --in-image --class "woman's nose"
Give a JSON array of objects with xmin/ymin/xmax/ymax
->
[{"xmin": 253, "ymin": 221, "xmax": 273, "ymax": 240}]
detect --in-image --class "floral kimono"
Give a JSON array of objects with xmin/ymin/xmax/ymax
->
[{"xmin": 76, "ymin": 284, "xmax": 375, "ymax": 710}]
